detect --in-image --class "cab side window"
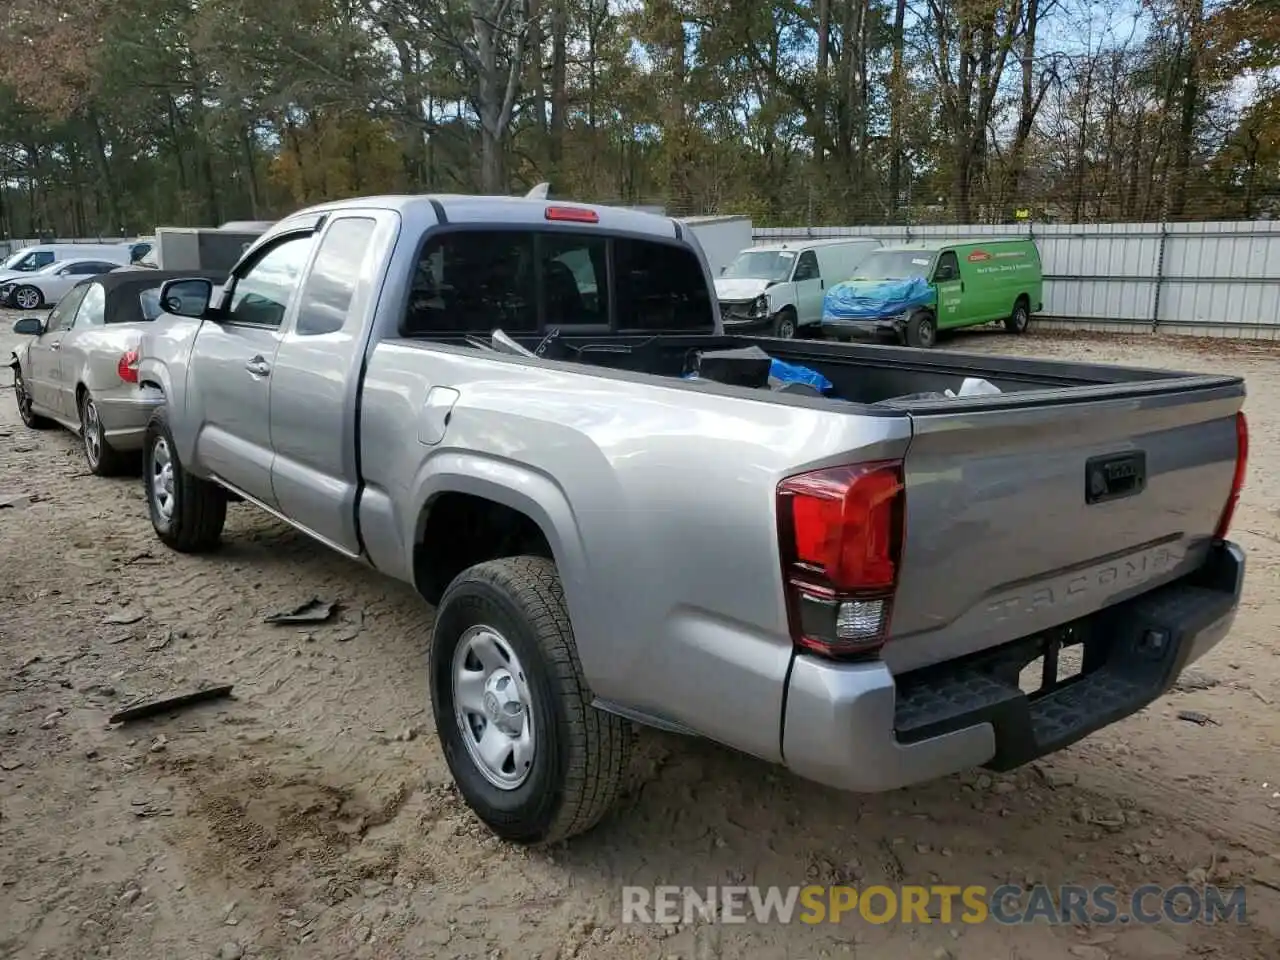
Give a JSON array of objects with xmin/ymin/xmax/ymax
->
[
  {"xmin": 295, "ymin": 217, "xmax": 378, "ymax": 336},
  {"xmin": 793, "ymin": 251, "xmax": 820, "ymax": 282},
  {"xmin": 934, "ymin": 252, "xmax": 960, "ymax": 283}
]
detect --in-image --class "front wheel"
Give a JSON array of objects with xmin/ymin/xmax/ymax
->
[
  {"xmin": 430, "ymin": 556, "xmax": 632, "ymax": 845},
  {"xmin": 905, "ymin": 310, "xmax": 937, "ymax": 348},
  {"xmin": 773, "ymin": 309, "xmax": 797, "ymax": 339},
  {"xmin": 80, "ymin": 391, "xmax": 127, "ymax": 476},
  {"xmin": 143, "ymin": 408, "xmax": 227, "ymax": 553},
  {"xmin": 1005, "ymin": 297, "xmax": 1031, "ymax": 334},
  {"xmin": 12, "ymin": 286, "xmax": 43, "ymax": 311},
  {"xmin": 12, "ymin": 365, "xmax": 52, "ymax": 429}
]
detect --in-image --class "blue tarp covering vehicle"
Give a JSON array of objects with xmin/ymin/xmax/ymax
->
[{"xmin": 822, "ymin": 275, "xmax": 934, "ymax": 321}]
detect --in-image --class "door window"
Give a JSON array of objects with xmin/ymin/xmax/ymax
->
[
  {"xmin": 295, "ymin": 218, "xmax": 377, "ymax": 336},
  {"xmin": 63, "ymin": 261, "xmax": 118, "ymax": 276},
  {"xmin": 934, "ymin": 252, "xmax": 960, "ymax": 283},
  {"xmin": 227, "ymin": 234, "xmax": 315, "ymax": 328},
  {"xmin": 13, "ymin": 250, "xmax": 55, "ymax": 271},
  {"xmin": 71, "ymin": 283, "xmax": 107, "ymax": 328},
  {"xmin": 44, "ymin": 285, "xmax": 90, "ymax": 333},
  {"xmin": 793, "ymin": 251, "xmax": 821, "ymax": 282}
]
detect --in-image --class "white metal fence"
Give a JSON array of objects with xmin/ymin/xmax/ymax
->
[{"xmin": 753, "ymin": 222, "xmax": 1280, "ymax": 339}]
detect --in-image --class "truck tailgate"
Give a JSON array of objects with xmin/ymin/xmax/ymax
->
[{"xmin": 884, "ymin": 377, "xmax": 1245, "ymax": 675}]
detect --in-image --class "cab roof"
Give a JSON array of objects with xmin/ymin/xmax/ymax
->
[
  {"xmin": 749, "ymin": 238, "xmax": 881, "ymax": 253},
  {"xmin": 873, "ymin": 237, "xmax": 1030, "ymax": 253}
]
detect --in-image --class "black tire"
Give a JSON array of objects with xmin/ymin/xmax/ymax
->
[
  {"xmin": 905, "ymin": 310, "xmax": 937, "ymax": 348},
  {"xmin": 430, "ymin": 556, "xmax": 631, "ymax": 845},
  {"xmin": 773, "ymin": 308, "xmax": 798, "ymax": 339},
  {"xmin": 11, "ymin": 364, "xmax": 52, "ymax": 429},
  {"xmin": 1005, "ymin": 296, "xmax": 1031, "ymax": 334},
  {"xmin": 12, "ymin": 285, "xmax": 43, "ymax": 311},
  {"xmin": 143, "ymin": 407, "xmax": 227, "ymax": 553},
  {"xmin": 79, "ymin": 390, "xmax": 128, "ymax": 477}
]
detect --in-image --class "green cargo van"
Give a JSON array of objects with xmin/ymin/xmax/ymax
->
[{"xmin": 820, "ymin": 237, "xmax": 1044, "ymax": 348}]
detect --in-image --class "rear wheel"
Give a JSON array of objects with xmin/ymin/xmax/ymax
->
[
  {"xmin": 430, "ymin": 556, "xmax": 631, "ymax": 844},
  {"xmin": 12, "ymin": 286, "xmax": 43, "ymax": 311},
  {"xmin": 12, "ymin": 365, "xmax": 52, "ymax": 429},
  {"xmin": 905, "ymin": 310, "xmax": 937, "ymax": 348},
  {"xmin": 1005, "ymin": 296, "xmax": 1031, "ymax": 334},
  {"xmin": 80, "ymin": 391, "xmax": 127, "ymax": 476},
  {"xmin": 143, "ymin": 408, "xmax": 227, "ymax": 553},
  {"xmin": 773, "ymin": 308, "xmax": 797, "ymax": 339}
]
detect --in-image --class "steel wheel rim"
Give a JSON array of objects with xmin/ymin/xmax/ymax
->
[
  {"xmin": 452, "ymin": 624, "xmax": 535, "ymax": 790},
  {"xmin": 1015, "ymin": 306, "xmax": 1028, "ymax": 331},
  {"xmin": 921, "ymin": 320, "xmax": 935, "ymax": 346},
  {"xmin": 779, "ymin": 317, "xmax": 795, "ymax": 338},
  {"xmin": 15, "ymin": 288, "xmax": 38, "ymax": 310},
  {"xmin": 150, "ymin": 436, "xmax": 176, "ymax": 521},
  {"xmin": 83, "ymin": 399, "xmax": 101, "ymax": 466}
]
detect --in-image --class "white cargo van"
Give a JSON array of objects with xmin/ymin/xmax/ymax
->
[
  {"xmin": 0, "ymin": 243, "xmax": 133, "ymax": 277},
  {"xmin": 714, "ymin": 237, "xmax": 882, "ymax": 337}
]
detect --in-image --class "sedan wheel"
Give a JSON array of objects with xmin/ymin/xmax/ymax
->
[
  {"xmin": 13, "ymin": 286, "xmax": 42, "ymax": 311},
  {"xmin": 12, "ymin": 367, "xmax": 51, "ymax": 429},
  {"xmin": 80, "ymin": 392, "xmax": 125, "ymax": 475}
]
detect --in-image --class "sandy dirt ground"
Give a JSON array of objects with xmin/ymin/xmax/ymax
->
[{"xmin": 1, "ymin": 320, "xmax": 1279, "ymax": 960}]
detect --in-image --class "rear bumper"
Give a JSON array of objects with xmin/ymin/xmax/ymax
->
[
  {"xmin": 96, "ymin": 387, "xmax": 164, "ymax": 451},
  {"xmin": 781, "ymin": 541, "xmax": 1245, "ymax": 792}
]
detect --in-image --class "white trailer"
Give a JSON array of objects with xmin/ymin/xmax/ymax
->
[{"xmin": 680, "ymin": 215, "xmax": 753, "ymax": 278}]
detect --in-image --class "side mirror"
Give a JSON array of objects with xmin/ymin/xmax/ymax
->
[
  {"xmin": 159, "ymin": 277, "xmax": 214, "ymax": 318},
  {"xmin": 13, "ymin": 317, "xmax": 44, "ymax": 335}
]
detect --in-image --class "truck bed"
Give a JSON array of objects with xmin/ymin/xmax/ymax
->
[{"xmin": 505, "ymin": 332, "xmax": 1245, "ymax": 674}]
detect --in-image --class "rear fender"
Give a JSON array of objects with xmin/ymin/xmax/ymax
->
[{"xmin": 396, "ymin": 451, "xmax": 601, "ymax": 679}]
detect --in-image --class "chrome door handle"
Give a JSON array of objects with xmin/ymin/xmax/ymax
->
[
  {"xmin": 49, "ymin": 341, "xmax": 61, "ymax": 350},
  {"xmin": 245, "ymin": 357, "xmax": 271, "ymax": 376}
]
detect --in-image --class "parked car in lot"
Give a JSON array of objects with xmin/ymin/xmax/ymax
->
[
  {"xmin": 822, "ymin": 237, "xmax": 1044, "ymax": 347},
  {"xmin": 8, "ymin": 269, "xmax": 227, "ymax": 475},
  {"xmin": 137, "ymin": 194, "xmax": 1246, "ymax": 846},
  {"xmin": 0, "ymin": 258, "xmax": 129, "ymax": 309},
  {"xmin": 0, "ymin": 242, "xmax": 134, "ymax": 281},
  {"xmin": 715, "ymin": 238, "xmax": 882, "ymax": 338}
]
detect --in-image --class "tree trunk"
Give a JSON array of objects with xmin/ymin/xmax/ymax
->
[
  {"xmin": 1169, "ymin": 0, "xmax": 1204, "ymax": 219},
  {"xmin": 241, "ymin": 125, "xmax": 261, "ymax": 217},
  {"xmin": 815, "ymin": 0, "xmax": 829, "ymax": 171},
  {"xmin": 1004, "ymin": 0, "xmax": 1042, "ymax": 210},
  {"xmin": 87, "ymin": 109, "xmax": 122, "ymax": 234},
  {"xmin": 549, "ymin": 0, "xmax": 568, "ymax": 175},
  {"xmin": 888, "ymin": 0, "xmax": 907, "ymax": 219}
]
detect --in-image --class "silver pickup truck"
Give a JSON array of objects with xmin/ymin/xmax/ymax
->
[{"xmin": 136, "ymin": 195, "xmax": 1248, "ymax": 845}]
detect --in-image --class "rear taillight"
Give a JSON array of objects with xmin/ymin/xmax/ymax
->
[
  {"xmin": 777, "ymin": 460, "xmax": 905, "ymax": 659},
  {"xmin": 117, "ymin": 349, "xmax": 140, "ymax": 384},
  {"xmin": 1214, "ymin": 411, "xmax": 1248, "ymax": 540}
]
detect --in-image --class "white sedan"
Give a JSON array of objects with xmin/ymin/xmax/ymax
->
[{"xmin": 0, "ymin": 259, "xmax": 127, "ymax": 310}]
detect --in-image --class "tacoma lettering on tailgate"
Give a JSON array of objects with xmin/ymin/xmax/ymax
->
[{"xmin": 984, "ymin": 545, "xmax": 1184, "ymax": 623}]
